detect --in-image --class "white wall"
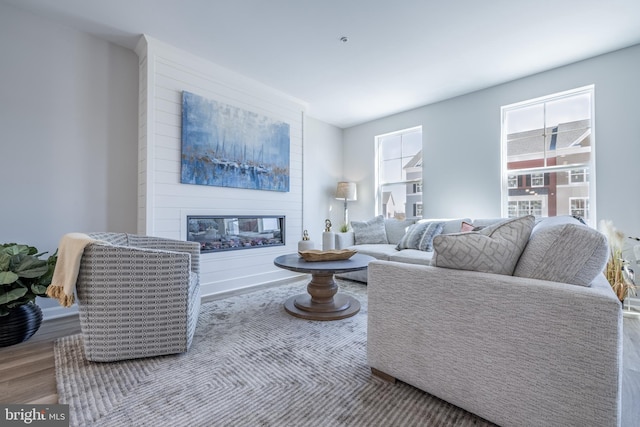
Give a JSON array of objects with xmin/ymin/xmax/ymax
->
[
  {"xmin": 302, "ymin": 116, "xmax": 344, "ymax": 242},
  {"xmin": 343, "ymin": 43, "xmax": 640, "ymax": 242},
  {"xmin": 136, "ymin": 36, "xmax": 308, "ymax": 296},
  {"xmin": 0, "ymin": 3, "xmax": 139, "ymax": 318}
]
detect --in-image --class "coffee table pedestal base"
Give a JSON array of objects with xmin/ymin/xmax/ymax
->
[
  {"xmin": 284, "ymin": 293, "xmax": 360, "ymax": 321},
  {"xmin": 284, "ymin": 272, "xmax": 360, "ymax": 321}
]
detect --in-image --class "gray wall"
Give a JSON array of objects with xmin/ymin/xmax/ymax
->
[
  {"xmin": 343, "ymin": 43, "xmax": 640, "ymax": 241},
  {"xmin": 0, "ymin": 3, "xmax": 139, "ymax": 314},
  {"xmin": 303, "ymin": 116, "xmax": 344, "ymax": 242}
]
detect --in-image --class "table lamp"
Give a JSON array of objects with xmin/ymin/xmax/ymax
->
[{"xmin": 335, "ymin": 182, "xmax": 357, "ymax": 231}]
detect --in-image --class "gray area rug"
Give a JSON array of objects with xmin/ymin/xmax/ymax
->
[{"xmin": 54, "ymin": 279, "xmax": 494, "ymax": 426}]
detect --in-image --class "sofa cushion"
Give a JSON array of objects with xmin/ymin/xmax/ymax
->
[
  {"xmin": 514, "ymin": 220, "xmax": 609, "ymax": 287},
  {"xmin": 388, "ymin": 249, "xmax": 434, "ymax": 265},
  {"xmin": 384, "ymin": 219, "xmax": 416, "ymax": 245},
  {"xmin": 396, "ymin": 221, "xmax": 444, "ymax": 251},
  {"xmin": 347, "ymin": 244, "xmax": 398, "ymax": 261},
  {"xmin": 351, "ymin": 215, "xmax": 388, "ymax": 245},
  {"xmin": 432, "ymin": 215, "xmax": 535, "ymax": 275}
]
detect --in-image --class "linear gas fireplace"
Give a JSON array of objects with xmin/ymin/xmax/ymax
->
[{"xmin": 187, "ymin": 215, "xmax": 285, "ymax": 253}]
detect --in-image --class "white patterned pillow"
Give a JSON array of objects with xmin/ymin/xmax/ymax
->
[
  {"xmin": 432, "ymin": 215, "xmax": 535, "ymax": 275},
  {"xmin": 396, "ymin": 221, "xmax": 444, "ymax": 251},
  {"xmin": 351, "ymin": 215, "xmax": 388, "ymax": 245}
]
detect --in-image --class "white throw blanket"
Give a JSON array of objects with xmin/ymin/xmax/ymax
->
[{"xmin": 46, "ymin": 233, "xmax": 108, "ymax": 308}]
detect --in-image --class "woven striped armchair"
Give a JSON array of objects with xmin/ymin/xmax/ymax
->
[{"xmin": 75, "ymin": 232, "xmax": 201, "ymax": 362}]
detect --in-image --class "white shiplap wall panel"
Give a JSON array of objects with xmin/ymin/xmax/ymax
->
[{"xmin": 136, "ymin": 35, "xmax": 306, "ymax": 296}]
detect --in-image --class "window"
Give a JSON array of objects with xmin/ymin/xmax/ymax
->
[
  {"xmin": 530, "ymin": 173, "xmax": 545, "ymax": 187},
  {"xmin": 376, "ymin": 126, "xmax": 422, "ymax": 220},
  {"xmin": 570, "ymin": 169, "xmax": 589, "ymax": 184},
  {"xmin": 570, "ymin": 197, "xmax": 589, "ymax": 219},
  {"xmin": 501, "ymin": 86, "xmax": 595, "ymax": 226}
]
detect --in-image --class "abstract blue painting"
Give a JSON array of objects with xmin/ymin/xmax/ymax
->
[{"xmin": 181, "ymin": 91, "xmax": 290, "ymax": 192}]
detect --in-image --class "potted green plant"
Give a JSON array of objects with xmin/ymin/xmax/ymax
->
[{"xmin": 0, "ymin": 243, "xmax": 57, "ymax": 347}]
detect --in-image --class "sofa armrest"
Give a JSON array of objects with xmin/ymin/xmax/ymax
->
[
  {"xmin": 335, "ymin": 232, "xmax": 355, "ymax": 249},
  {"xmin": 367, "ymin": 260, "xmax": 622, "ymax": 427}
]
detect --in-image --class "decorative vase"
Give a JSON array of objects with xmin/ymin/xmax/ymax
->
[
  {"xmin": 0, "ymin": 303, "xmax": 43, "ymax": 347},
  {"xmin": 322, "ymin": 231, "xmax": 335, "ymax": 251},
  {"xmin": 298, "ymin": 229, "xmax": 314, "ymax": 253}
]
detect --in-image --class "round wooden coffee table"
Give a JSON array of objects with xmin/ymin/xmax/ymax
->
[{"xmin": 274, "ymin": 253, "xmax": 375, "ymax": 321}]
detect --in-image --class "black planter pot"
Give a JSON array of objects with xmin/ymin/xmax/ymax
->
[{"xmin": 0, "ymin": 303, "xmax": 43, "ymax": 347}]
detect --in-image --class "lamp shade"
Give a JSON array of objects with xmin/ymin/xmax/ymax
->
[{"xmin": 335, "ymin": 182, "xmax": 357, "ymax": 201}]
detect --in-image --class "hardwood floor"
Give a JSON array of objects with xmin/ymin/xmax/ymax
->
[
  {"xmin": 0, "ymin": 315, "xmax": 80, "ymax": 404},
  {"xmin": 1, "ymin": 314, "xmax": 639, "ymax": 426}
]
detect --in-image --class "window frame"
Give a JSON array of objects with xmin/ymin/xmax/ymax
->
[
  {"xmin": 375, "ymin": 126, "xmax": 423, "ymax": 220},
  {"xmin": 500, "ymin": 85, "xmax": 596, "ymax": 226}
]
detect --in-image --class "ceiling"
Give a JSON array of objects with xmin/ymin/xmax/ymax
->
[{"xmin": 4, "ymin": 0, "xmax": 640, "ymax": 128}]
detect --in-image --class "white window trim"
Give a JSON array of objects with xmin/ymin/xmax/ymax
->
[
  {"xmin": 500, "ymin": 85, "xmax": 596, "ymax": 227},
  {"xmin": 375, "ymin": 126, "xmax": 423, "ymax": 218}
]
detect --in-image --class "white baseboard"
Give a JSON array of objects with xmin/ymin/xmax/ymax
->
[{"xmin": 42, "ymin": 304, "xmax": 78, "ymax": 320}]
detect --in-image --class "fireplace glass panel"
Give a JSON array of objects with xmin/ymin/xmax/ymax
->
[{"xmin": 187, "ymin": 215, "xmax": 285, "ymax": 253}]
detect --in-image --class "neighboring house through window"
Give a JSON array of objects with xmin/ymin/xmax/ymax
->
[
  {"xmin": 376, "ymin": 126, "xmax": 423, "ymax": 220},
  {"xmin": 501, "ymin": 86, "xmax": 595, "ymax": 226}
]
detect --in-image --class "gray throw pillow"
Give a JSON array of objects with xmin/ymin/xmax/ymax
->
[
  {"xmin": 351, "ymin": 215, "xmax": 388, "ymax": 245},
  {"xmin": 396, "ymin": 221, "xmax": 444, "ymax": 251},
  {"xmin": 513, "ymin": 223, "xmax": 608, "ymax": 286},
  {"xmin": 432, "ymin": 215, "xmax": 535, "ymax": 275}
]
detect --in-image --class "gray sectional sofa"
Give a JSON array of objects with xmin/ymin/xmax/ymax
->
[
  {"xmin": 363, "ymin": 215, "xmax": 622, "ymax": 426},
  {"xmin": 335, "ymin": 216, "xmax": 500, "ymax": 282}
]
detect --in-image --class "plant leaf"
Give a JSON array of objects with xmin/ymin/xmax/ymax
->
[
  {"xmin": 14, "ymin": 256, "xmax": 48, "ymax": 278},
  {"xmin": 0, "ymin": 271, "xmax": 19, "ymax": 285},
  {"xmin": 2, "ymin": 245, "xmax": 30, "ymax": 256},
  {"xmin": 0, "ymin": 253, "xmax": 11, "ymax": 271},
  {"xmin": 31, "ymin": 284, "xmax": 48, "ymax": 296},
  {"xmin": 0, "ymin": 287, "xmax": 28, "ymax": 304}
]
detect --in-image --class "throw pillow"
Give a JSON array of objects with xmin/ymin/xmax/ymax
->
[
  {"xmin": 461, "ymin": 221, "xmax": 488, "ymax": 232},
  {"xmin": 396, "ymin": 221, "xmax": 444, "ymax": 251},
  {"xmin": 418, "ymin": 222, "xmax": 445, "ymax": 251},
  {"xmin": 460, "ymin": 221, "xmax": 475, "ymax": 232},
  {"xmin": 351, "ymin": 215, "xmax": 388, "ymax": 245},
  {"xmin": 432, "ymin": 215, "xmax": 535, "ymax": 275},
  {"xmin": 513, "ymin": 223, "xmax": 608, "ymax": 287}
]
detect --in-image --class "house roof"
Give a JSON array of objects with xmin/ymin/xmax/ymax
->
[
  {"xmin": 403, "ymin": 150, "xmax": 423, "ymax": 169},
  {"xmin": 382, "ymin": 191, "xmax": 394, "ymax": 205},
  {"xmin": 507, "ymin": 119, "xmax": 591, "ymax": 159}
]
